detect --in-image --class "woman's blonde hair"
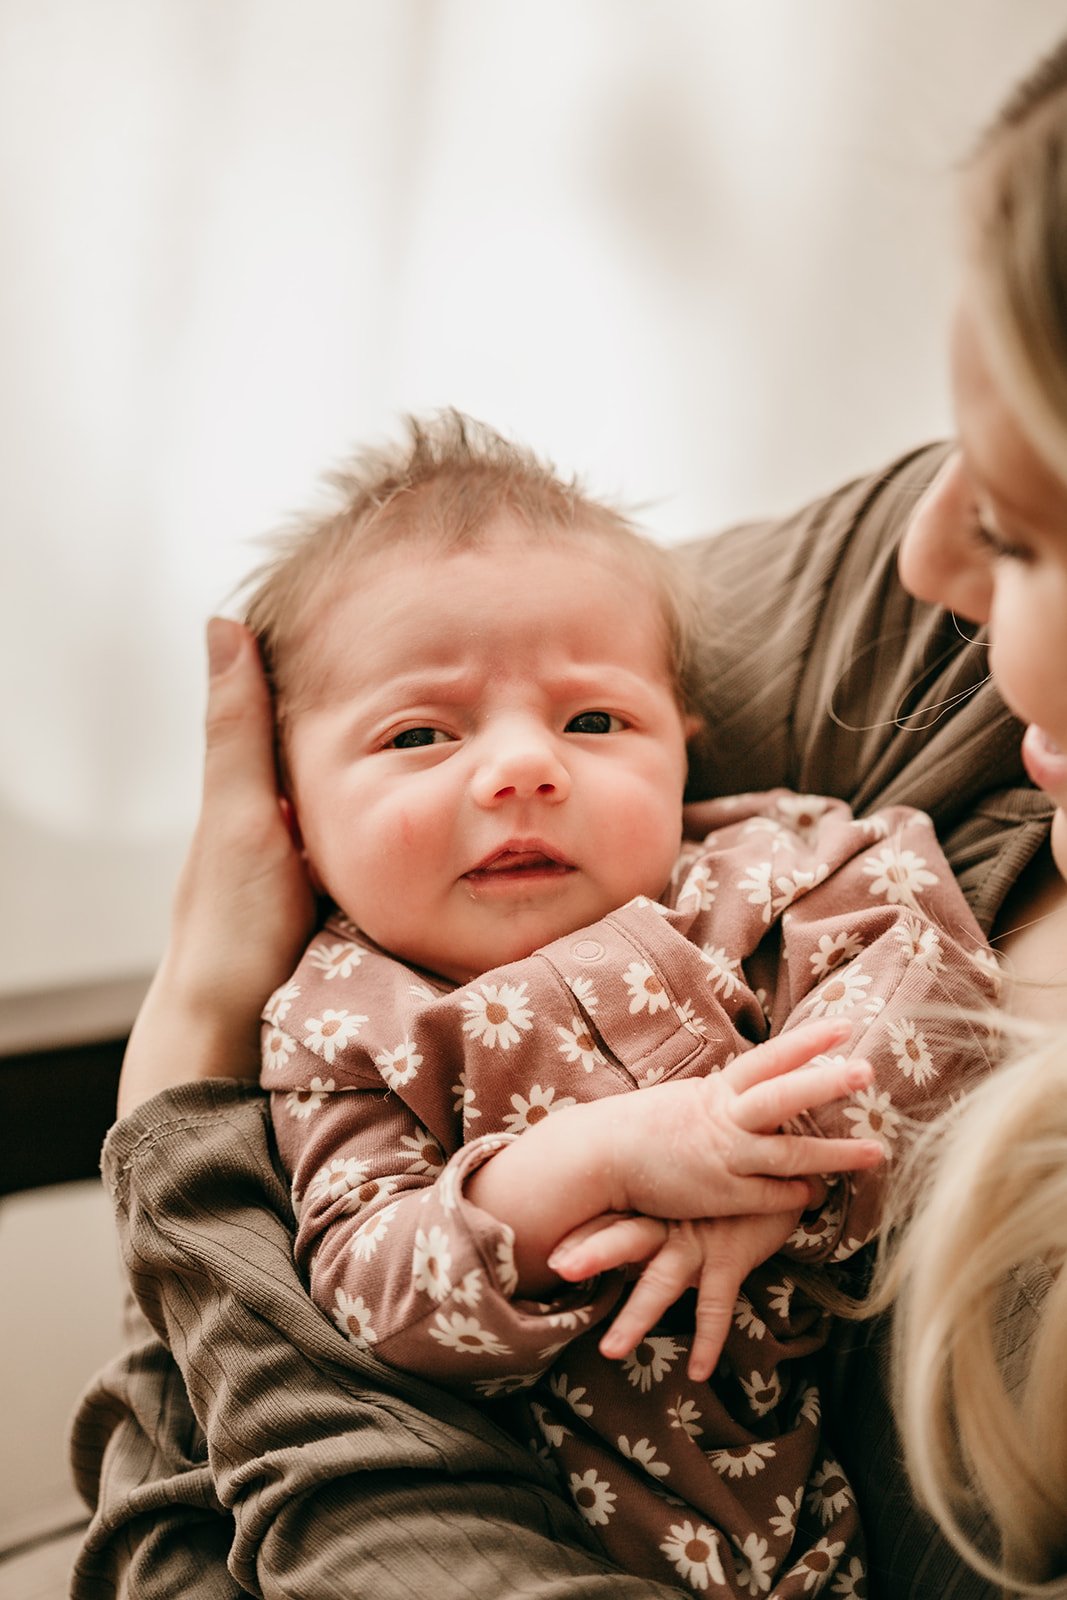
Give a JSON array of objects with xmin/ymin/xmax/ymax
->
[
  {"xmin": 964, "ymin": 33, "xmax": 1067, "ymax": 486},
  {"xmin": 882, "ymin": 41, "xmax": 1067, "ymax": 1590},
  {"xmin": 882, "ymin": 1024, "xmax": 1067, "ymax": 1592}
]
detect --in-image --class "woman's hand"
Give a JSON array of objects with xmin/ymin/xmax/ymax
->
[{"xmin": 118, "ymin": 619, "xmax": 317, "ymax": 1117}]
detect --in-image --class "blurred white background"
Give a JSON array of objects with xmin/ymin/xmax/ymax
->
[
  {"xmin": 3, "ymin": 0, "xmax": 1067, "ymax": 995},
  {"xmin": 3, "ymin": 0, "xmax": 1067, "ymax": 1575}
]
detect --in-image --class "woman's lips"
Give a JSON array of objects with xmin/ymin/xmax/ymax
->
[{"xmin": 1020, "ymin": 722, "xmax": 1067, "ymax": 797}]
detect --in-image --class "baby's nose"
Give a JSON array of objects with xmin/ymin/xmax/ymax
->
[{"xmin": 470, "ymin": 729, "xmax": 571, "ymax": 806}]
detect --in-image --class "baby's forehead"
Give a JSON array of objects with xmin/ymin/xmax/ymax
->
[{"xmin": 284, "ymin": 526, "xmax": 677, "ymax": 712}]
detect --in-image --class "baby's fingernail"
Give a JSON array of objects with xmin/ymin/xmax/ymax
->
[
  {"xmin": 846, "ymin": 1059, "xmax": 872, "ymax": 1089},
  {"xmin": 206, "ymin": 617, "xmax": 242, "ymax": 677}
]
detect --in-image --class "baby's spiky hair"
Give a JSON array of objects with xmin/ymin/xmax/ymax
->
[{"xmin": 241, "ymin": 408, "xmax": 699, "ymax": 733}]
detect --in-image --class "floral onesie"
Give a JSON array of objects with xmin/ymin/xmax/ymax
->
[{"xmin": 262, "ymin": 790, "xmax": 999, "ymax": 1598}]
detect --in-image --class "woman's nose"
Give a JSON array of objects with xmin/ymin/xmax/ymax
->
[
  {"xmin": 469, "ymin": 725, "xmax": 572, "ymax": 807},
  {"xmin": 898, "ymin": 453, "xmax": 994, "ymax": 624}
]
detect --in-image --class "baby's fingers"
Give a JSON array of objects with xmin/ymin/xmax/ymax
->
[
  {"xmin": 733, "ymin": 1130, "xmax": 884, "ymax": 1178},
  {"xmin": 549, "ymin": 1214, "xmax": 668, "ymax": 1282},
  {"xmin": 723, "ymin": 1018, "xmax": 852, "ymax": 1095},
  {"xmin": 733, "ymin": 1054, "xmax": 873, "ymax": 1133},
  {"xmin": 598, "ymin": 1229, "xmax": 699, "ymax": 1360}
]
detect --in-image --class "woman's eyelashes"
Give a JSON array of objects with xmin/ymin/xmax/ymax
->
[{"xmin": 972, "ymin": 514, "xmax": 1034, "ymax": 563}]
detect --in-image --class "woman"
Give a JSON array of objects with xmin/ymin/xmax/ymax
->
[{"xmin": 72, "ymin": 36, "xmax": 1067, "ymax": 1600}]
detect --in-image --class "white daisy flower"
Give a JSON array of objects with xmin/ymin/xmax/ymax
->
[
  {"xmin": 399, "ymin": 1124, "xmax": 445, "ymax": 1174},
  {"xmin": 530, "ymin": 1401, "xmax": 572, "ymax": 1448},
  {"xmin": 771, "ymin": 864, "xmax": 829, "ymax": 915},
  {"xmin": 809, "ymin": 931, "xmax": 865, "ymax": 981},
  {"xmin": 830, "ymin": 1556, "xmax": 866, "ymax": 1597},
  {"xmin": 555, "ymin": 1018, "xmax": 605, "ymax": 1073},
  {"xmin": 307, "ymin": 1155, "xmax": 371, "ymax": 1206},
  {"xmin": 733, "ymin": 1293, "xmax": 768, "ymax": 1340},
  {"xmin": 501, "ymin": 1083, "xmax": 577, "ymax": 1134},
  {"xmin": 621, "ymin": 1335, "xmax": 684, "ymax": 1392},
  {"xmin": 263, "ymin": 979, "xmax": 300, "ymax": 1025},
  {"xmin": 567, "ymin": 975, "xmax": 600, "ymax": 1013},
  {"xmin": 494, "ymin": 1229, "xmax": 518, "ymax": 1295},
  {"xmin": 769, "ymin": 1487, "xmax": 803, "ymax": 1540},
  {"xmin": 970, "ymin": 944, "xmax": 1003, "ymax": 983},
  {"xmin": 307, "ymin": 940, "xmax": 363, "ymax": 980},
  {"xmin": 374, "ymin": 1038, "xmax": 422, "ymax": 1090},
  {"xmin": 707, "ymin": 1441, "xmax": 776, "ymax": 1478},
  {"xmin": 734, "ymin": 1531, "xmax": 775, "ymax": 1596},
  {"xmin": 860, "ymin": 812, "xmax": 891, "ymax": 841},
  {"xmin": 303, "ymin": 1009, "xmax": 366, "ymax": 1063},
  {"xmin": 428, "ymin": 1311, "xmax": 512, "ymax": 1358},
  {"xmin": 451, "ymin": 1073, "xmax": 481, "ymax": 1125},
  {"xmin": 284, "ymin": 1076, "xmax": 335, "ymax": 1120},
  {"xmin": 639, "ymin": 1062, "xmax": 669, "ymax": 1086},
  {"xmin": 622, "ymin": 959, "xmax": 672, "ymax": 1014},
  {"xmin": 738, "ymin": 1369, "xmax": 782, "ymax": 1419},
  {"xmin": 887, "ymin": 1018, "xmax": 938, "ymax": 1086},
  {"xmin": 796, "ymin": 1386, "xmax": 822, "ymax": 1427},
  {"xmin": 700, "ymin": 944, "xmax": 744, "ymax": 999},
  {"xmin": 348, "ymin": 1200, "xmax": 398, "ymax": 1261},
  {"xmin": 537, "ymin": 1337, "xmax": 570, "ymax": 1364},
  {"xmin": 675, "ymin": 997, "xmax": 709, "ymax": 1036},
  {"xmin": 569, "ymin": 1468, "xmax": 617, "ymax": 1527},
  {"xmin": 862, "ymin": 845, "xmax": 939, "ymax": 906},
  {"xmin": 806, "ymin": 966, "xmax": 872, "ymax": 1018},
  {"xmin": 792, "ymin": 1537, "xmax": 846, "ymax": 1592},
  {"xmin": 617, "ymin": 1435, "xmax": 669, "ymax": 1479},
  {"xmin": 262, "ymin": 1027, "xmax": 297, "ymax": 1074},
  {"xmin": 659, "ymin": 1520, "xmax": 727, "ymax": 1590},
  {"xmin": 546, "ymin": 1305, "xmax": 592, "ymax": 1329},
  {"xmin": 460, "ymin": 981, "xmax": 534, "ymax": 1050},
  {"xmin": 470, "ymin": 1372, "xmax": 536, "ymax": 1398},
  {"xmin": 775, "ymin": 793, "xmax": 832, "ymax": 842},
  {"xmin": 843, "ymin": 1085, "xmax": 902, "ymax": 1149},
  {"xmin": 739, "ymin": 860, "xmax": 775, "ymax": 922},
  {"xmin": 667, "ymin": 1397, "xmax": 703, "ymax": 1438},
  {"xmin": 450, "ymin": 1268, "xmax": 483, "ymax": 1308},
  {"xmin": 894, "ymin": 915, "xmax": 945, "ymax": 973},
  {"xmin": 548, "ymin": 1372, "xmax": 594, "ymax": 1417},
  {"xmin": 677, "ymin": 862, "xmax": 719, "ymax": 912},
  {"xmin": 807, "ymin": 1458, "xmax": 854, "ymax": 1526},
  {"xmin": 767, "ymin": 1278, "xmax": 794, "ymax": 1319},
  {"xmin": 331, "ymin": 1288, "xmax": 377, "ymax": 1348},
  {"xmin": 411, "ymin": 1225, "xmax": 453, "ymax": 1303}
]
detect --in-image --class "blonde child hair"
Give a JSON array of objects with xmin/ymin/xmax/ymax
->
[{"xmin": 887, "ymin": 34, "xmax": 1067, "ymax": 1592}]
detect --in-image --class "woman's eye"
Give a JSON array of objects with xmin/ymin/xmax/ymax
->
[
  {"xmin": 388, "ymin": 727, "xmax": 451, "ymax": 749},
  {"xmin": 972, "ymin": 517, "xmax": 1033, "ymax": 563},
  {"xmin": 566, "ymin": 711, "xmax": 622, "ymax": 735}
]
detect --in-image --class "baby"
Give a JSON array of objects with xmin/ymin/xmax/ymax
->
[{"xmin": 250, "ymin": 411, "xmax": 998, "ymax": 1597}]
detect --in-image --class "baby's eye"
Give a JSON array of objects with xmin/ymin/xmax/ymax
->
[
  {"xmin": 388, "ymin": 727, "xmax": 452, "ymax": 749},
  {"xmin": 566, "ymin": 711, "xmax": 623, "ymax": 735}
]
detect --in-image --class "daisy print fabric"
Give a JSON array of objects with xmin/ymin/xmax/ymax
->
[{"xmin": 262, "ymin": 788, "xmax": 999, "ymax": 1596}]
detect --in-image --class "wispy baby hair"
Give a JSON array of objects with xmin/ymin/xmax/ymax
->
[{"xmin": 241, "ymin": 408, "xmax": 698, "ymax": 734}]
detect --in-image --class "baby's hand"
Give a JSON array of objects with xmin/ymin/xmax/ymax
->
[
  {"xmin": 595, "ymin": 1017, "xmax": 883, "ymax": 1226},
  {"xmin": 551, "ymin": 1210, "xmax": 802, "ymax": 1381}
]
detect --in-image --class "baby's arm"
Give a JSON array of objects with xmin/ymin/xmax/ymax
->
[{"xmin": 466, "ymin": 1017, "xmax": 880, "ymax": 1294}]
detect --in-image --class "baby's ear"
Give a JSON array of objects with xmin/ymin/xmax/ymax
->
[
  {"xmin": 279, "ymin": 795, "xmax": 326, "ymax": 894},
  {"xmin": 682, "ymin": 712, "xmax": 705, "ymax": 743}
]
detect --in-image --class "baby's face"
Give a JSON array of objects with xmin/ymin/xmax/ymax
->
[{"xmin": 285, "ymin": 523, "xmax": 691, "ymax": 983}]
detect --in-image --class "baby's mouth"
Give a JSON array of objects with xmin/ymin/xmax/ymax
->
[{"xmin": 464, "ymin": 846, "xmax": 575, "ymax": 883}]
